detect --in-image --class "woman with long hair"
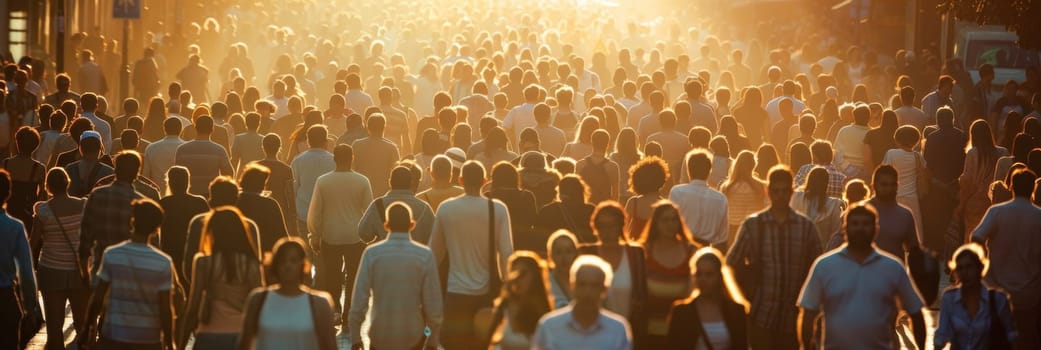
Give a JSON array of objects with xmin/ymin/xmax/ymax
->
[
  {"xmin": 142, "ymin": 97, "xmax": 168, "ymax": 142},
  {"xmin": 562, "ymin": 116, "xmax": 600, "ymax": 160},
  {"xmin": 537, "ymin": 175, "xmax": 597, "ymax": 243},
  {"xmin": 862, "ymin": 109, "xmax": 899, "ymax": 173},
  {"xmin": 545, "ymin": 230, "xmax": 579, "ymax": 308},
  {"xmin": 485, "ymin": 251, "xmax": 553, "ymax": 350},
  {"xmin": 5, "ymin": 127, "xmax": 45, "ymax": 232},
  {"xmin": 238, "ymin": 237, "xmax": 336, "ymax": 350},
  {"xmin": 612, "ymin": 128, "xmax": 643, "ymax": 203},
  {"xmin": 959, "ymin": 120, "xmax": 1008, "ymax": 236},
  {"xmin": 732, "ymin": 87, "xmax": 769, "ymax": 147},
  {"xmin": 636, "ymin": 201, "xmax": 698, "ymax": 347},
  {"xmin": 285, "ymin": 110, "xmax": 325, "ymax": 162},
  {"xmin": 790, "ymin": 167, "xmax": 844, "ymax": 245},
  {"xmin": 788, "ymin": 142, "xmax": 811, "ymax": 173},
  {"xmin": 815, "ymin": 99, "xmax": 840, "ymax": 141},
  {"xmin": 708, "ymin": 136, "xmax": 732, "ymax": 188},
  {"xmin": 179, "ymin": 207, "xmax": 265, "ymax": 349},
  {"xmin": 30, "ymin": 168, "xmax": 88, "ymax": 350},
  {"xmin": 753, "ymin": 144, "xmax": 779, "ymax": 179},
  {"xmin": 666, "ymin": 247, "xmax": 749, "ymax": 349},
  {"xmin": 993, "ymin": 133, "xmax": 1033, "ymax": 182},
  {"xmin": 585, "ymin": 201, "xmax": 649, "ymax": 347},
  {"xmin": 624, "ymin": 157, "xmax": 671, "ymax": 239},
  {"xmin": 934, "ymin": 244, "xmax": 1015, "ymax": 349},
  {"xmin": 720, "ymin": 151, "xmax": 767, "ymax": 248},
  {"xmin": 718, "ymin": 116, "xmax": 750, "ymax": 155}
]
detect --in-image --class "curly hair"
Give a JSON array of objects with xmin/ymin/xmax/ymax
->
[{"xmin": 628, "ymin": 156, "xmax": 670, "ymax": 195}]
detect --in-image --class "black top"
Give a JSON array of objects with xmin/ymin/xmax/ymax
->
[
  {"xmin": 238, "ymin": 191, "xmax": 290, "ymax": 253},
  {"xmin": 666, "ymin": 296, "xmax": 749, "ymax": 350},
  {"xmin": 863, "ymin": 127, "xmax": 897, "ymax": 167},
  {"xmin": 537, "ymin": 201, "xmax": 596, "ymax": 244},
  {"xmin": 924, "ymin": 126, "xmax": 968, "ymax": 183},
  {"xmin": 486, "ymin": 188, "xmax": 539, "ymax": 253},
  {"xmin": 158, "ymin": 193, "xmax": 209, "ymax": 282}
]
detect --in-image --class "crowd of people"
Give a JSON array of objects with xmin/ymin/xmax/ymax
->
[{"xmin": 2, "ymin": 0, "xmax": 1041, "ymax": 349}]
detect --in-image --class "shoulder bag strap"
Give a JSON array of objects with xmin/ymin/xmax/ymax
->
[
  {"xmin": 48, "ymin": 208, "xmax": 89, "ymax": 285},
  {"xmin": 487, "ymin": 198, "xmax": 499, "ymax": 295}
]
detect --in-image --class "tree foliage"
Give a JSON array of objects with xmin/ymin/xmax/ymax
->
[{"xmin": 941, "ymin": 0, "xmax": 1041, "ymax": 49}]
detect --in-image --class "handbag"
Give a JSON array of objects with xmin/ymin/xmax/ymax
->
[
  {"xmin": 913, "ymin": 152, "xmax": 931, "ymax": 198},
  {"xmin": 989, "ymin": 290, "xmax": 1013, "ymax": 349},
  {"xmin": 13, "ymin": 277, "xmax": 44, "ymax": 349}
]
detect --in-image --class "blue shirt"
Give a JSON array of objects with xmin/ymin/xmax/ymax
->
[
  {"xmin": 81, "ymin": 111, "xmax": 113, "ymax": 153},
  {"xmin": 532, "ymin": 306, "xmax": 632, "ymax": 350},
  {"xmin": 0, "ymin": 210, "xmax": 34, "ymax": 304},
  {"xmin": 934, "ymin": 285, "xmax": 1017, "ymax": 350}
]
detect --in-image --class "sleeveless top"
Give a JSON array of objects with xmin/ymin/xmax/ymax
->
[
  {"xmin": 645, "ymin": 244, "xmax": 695, "ymax": 336},
  {"xmin": 256, "ymin": 292, "xmax": 318, "ymax": 350},
  {"xmin": 696, "ymin": 321, "xmax": 731, "ymax": 350},
  {"xmin": 35, "ymin": 202, "xmax": 82, "ymax": 271}
]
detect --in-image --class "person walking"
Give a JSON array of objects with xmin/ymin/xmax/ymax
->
[
  {"xmin": 349, "ymin": 201, "xmax": 443, "ymax": 350},
  {"xmin": 428, "ymin": 161, "xmax": 514, "ymax": 350},
  {"xmin": 726, "ymin": 166, "xmax": 821, "ymax": 349},
  {"xmin": 532, "ymin": 255, "xmax": 632, "ymax": 350},
  {"xmin": 307, "ymin": 144, "xmax": 373, "ymax": 326},
  {"xmin": 797, "ymin": 203, "xmax": 927, "ymax": 349}
]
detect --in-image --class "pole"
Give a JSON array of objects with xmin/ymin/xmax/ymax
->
[
  {"xmin": 120, "ymin": 19, "xmax": 129, "ymax": 102},
  {"xmin": 55, "ymin": 0, "xmax": 65, "ymax": 73}
]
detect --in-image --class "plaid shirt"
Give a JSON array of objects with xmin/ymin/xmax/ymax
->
[
  {"xmin": 79, "ymin": 182, "xmax": 144, "ymax": 263},
  {"xmin": 794, "ymin": 163, "xmax": 847, "ymax": 199},
  {"xmin": 726, "ymin": 209, "xmax": 822, "ymax": 333}
]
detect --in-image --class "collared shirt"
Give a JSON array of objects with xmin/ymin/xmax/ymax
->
[
  {"xmin": 726, "ymin": 209, "xmax": 821, "ymax": 331},
  {"xmin": 142, "ymin": 135, "xmax": 185, "ymax": 192},
  {"xmin": 972, "ymin": 197, "xmax": 1041, "ymax": 309},
  {"xmin": 291, "ymin": 148, "xmax": 335, "ymax": 219},
  {"xmin": 0, "ymin": 209, "xmax": 34, "ymax": 304},
  {"xmin": 428, "ymin": 195, "xmax": 514, "ymax": 295},
  {"xmin": 80, "ymin": 182, "xmax": 143, "ymax": 262},
  {"xmin": 349, "ymin": 232, "xmax": 443, "ymax": 349},
  {"xmin": 307, "ymin": 171, "xmax": 372, "ymax": 245},
  {"xmin": 924, "ymin": 126, "xmax": 967, "ymax": 183},
  {"xmin": 798, "ymin": 247, "xmax": 925, "ymax": 350},
  {"xmin": 532, "ymin": 306, "xmax": 632, "ymax": 350},
  {"xmin": 97, "ymin": 241, "xmax": 174, "ymax": 344},
  {"xmin": 794, "ymin": 163, "xmax": 847, "ymax": 198},
  {"xmin": 358, "ymin": 190, "xmax": 436, "ymax": 243},
  {"xmin": 669, "ymin": 180, "xmax": 729, "ymax": 244},
  {"xmin": 935, "ymin": 285, "xmax": 1017, "ymax": 350},
  {"xmin": 81, "ymin": 111, "xmax": 113, "ymax": 152}
]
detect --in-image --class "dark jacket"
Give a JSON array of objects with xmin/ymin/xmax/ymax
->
[
  {"xmin": 666, "ymin": 295, "xmax": 749, "ymax": 350},
  {"xmin": 237, "ymin": 191, "xmax": 290, "ymax": 253}
]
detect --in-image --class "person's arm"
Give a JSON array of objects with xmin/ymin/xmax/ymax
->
[
  {"xmin": 220, "ymin": 150, "xmax": 234, "ymax": 177},
  {"xmin": 237, "ymin": 289, "xmax": 265, "ymax": 350},
  {"xmin": 177, "ymin": 255, "xmax": 207, "ymax": 349},
  {"xmin": 80, "ymin": 279, "xmax": 110, "ymax": 346},
  {"xmin": 347, "ymin": 252, "xmax": 372, "ymax": 349},
  {"xmin": 933, "ymin": 293, "xmax": 953, "ymax": 349},
  {"xmin": 307, "ymin": 179, "xmax": 324, "ymax": 253},
  {"xmin": 970, "ymin": 206, "xmax": 997, "ymax": 244},
  {"xmin": 495, "ymin": 202, "xmax": 514, "ymax": 278},
  {"xmin": 13, "ymin": 221, "xmax": 36, "ymax": 309},
  {"xmin": 428, "ymin": 213, "xmax": 446, "ymax": 269},
  {"xmin": 29, "ymin": 214, "xmax": 44, "ymax": 264},
  {"xmin": 422, "ymin": 251, "xmax": 444, "ymax": 349},
  {"xmin": 797, "ymin": 308, "xmax": 820, "ymax": 350},
  {"xmin": 715, "ymin": 197, "xmax": 730, "ymax": 247},
  {"xmin": 160, "ymin": 286, "xmax": 176, "ymax": 350},
  {"xmin": 357, "ymin": 200, "xmax": 380, "ymax": 243},
  {"xmin": 313, "ymin": 293, "xmax": 338, "ymax": 350}
]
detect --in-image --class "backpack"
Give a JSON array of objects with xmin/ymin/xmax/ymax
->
[{"xmin": 579, "ymin": 156, "xmax": 612, "ymax": 204}]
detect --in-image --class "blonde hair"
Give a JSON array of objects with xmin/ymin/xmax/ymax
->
[{"xmin": 689, "ymin": 247, "xmax": 750, "ymax": 312}]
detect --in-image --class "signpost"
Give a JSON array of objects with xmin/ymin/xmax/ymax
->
[{"xmin": 114, "ymin": 0, "xmax": 140, "ymax": 103}]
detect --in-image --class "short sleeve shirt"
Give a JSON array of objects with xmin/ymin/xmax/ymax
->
[
  {"xmin": 799, "ymin": 247, "xmax": 925, "ymax": 350},
  {"xmin": 97, "ymin": 241, "xmax": 174, "ymax": 344}
]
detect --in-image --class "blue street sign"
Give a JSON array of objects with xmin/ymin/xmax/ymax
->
[{"xmin": 113, "ymin": 0, "xmax": 141, "ymax": 19}]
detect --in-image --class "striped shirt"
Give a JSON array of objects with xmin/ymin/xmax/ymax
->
[
  {"xmin": 726, "ymin": 209, "xmax": 822, "ymax": 333},
  {"xmin": 97, "ymin": 241, "xmax": 174, "ymax": 344},
  {"xmin": 34, "ymin": 202, "xmax": 83, "ymax": 271}
]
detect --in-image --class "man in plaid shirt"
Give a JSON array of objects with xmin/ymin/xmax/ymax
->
[
  {"xmin": 794, "ymin": 140, "xmax": 847, "ymax": 198},
  {"xmin": 727, "ymin": 165, "xmax": 822, "ymax": 349},
  {"xmin": 79, "ymin": 151, "xmax": 145, "ymax": 274}
]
